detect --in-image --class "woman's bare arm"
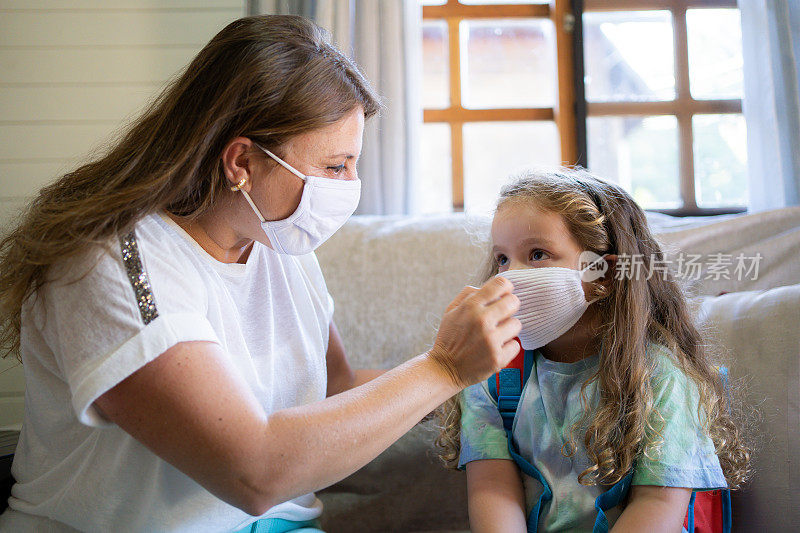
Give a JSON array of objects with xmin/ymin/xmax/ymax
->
[
  {"xmin": 466, "ymin": 459, "xmax": 528, "ymax": 533},
  {"xmin": 94, "ymin": 277, "xmax": 521, "ymax": 516}
]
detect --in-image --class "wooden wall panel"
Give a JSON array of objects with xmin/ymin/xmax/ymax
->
[
  {"xmin": 0, "ymin": 0, "xmax": 246, "ymax": 421},
  {"xmin": 1, "ymin": 48, "xmax": 202, "ymax": 85}
]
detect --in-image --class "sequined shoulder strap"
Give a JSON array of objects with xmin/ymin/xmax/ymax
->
[{"xmin": 119, "ymin": 231, "xmax": 159, "ymax": 325}]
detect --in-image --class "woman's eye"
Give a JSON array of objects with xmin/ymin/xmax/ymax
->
[
  {"xmin": 496, "ymin": 255, "xmax": 508, "ymax": 266},
  {"xmin": 327, "ymin": 164, "xmax": 346, "ymax": 175},
  {"xmin": 530, "ymin": 249, "xmax": 550, "ymax": 261}
]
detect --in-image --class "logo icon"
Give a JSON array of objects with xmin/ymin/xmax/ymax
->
[{"xmin": 578, "ymin": 251, "xmax": 608, "ymax": 282}]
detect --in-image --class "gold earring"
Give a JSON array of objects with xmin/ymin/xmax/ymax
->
[{"xmin": 230, "ymin": 176, "xmax": 248, "ymax": 192}]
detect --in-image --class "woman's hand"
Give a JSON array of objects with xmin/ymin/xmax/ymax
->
[{"xmin": 429, "ymin": 276, "xmax": 521, "ymax": 388}]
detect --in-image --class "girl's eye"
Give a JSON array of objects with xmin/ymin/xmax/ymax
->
[
  {"xmin": 496, "ymin": 255, "xmax": 509, "ymax": 266},
  {"xmin": 530, "ymin": 249, "xmax": 550, "ymax": 262}
]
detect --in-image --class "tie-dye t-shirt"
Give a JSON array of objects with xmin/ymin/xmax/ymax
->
[{"xmin": 458, "ymin": 344, "xmax": 727, "ymax": 531}]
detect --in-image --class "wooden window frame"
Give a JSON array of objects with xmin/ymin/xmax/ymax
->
[
  {"xmin": 422, "ymin": 0, "xmax": 580, "ymax": 211},
  {"xmin": 423, "ymin": 0, "xmax": 746, "ymax": 216},
  {"xmin": 584, "ymin": 0, "xmax": 745, "ymax": 216}
]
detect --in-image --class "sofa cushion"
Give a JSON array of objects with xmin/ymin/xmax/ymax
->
[
  {"xmin": 695, "ymin": 284, "xmax": 800, "ymax": 532},
  {"xmin": 657, "ymin": 207, "xmax": 800, "ymax": 295},
  {"xmin": 318, "ymin": 422, "xmax": 470, "ymax": 533}
]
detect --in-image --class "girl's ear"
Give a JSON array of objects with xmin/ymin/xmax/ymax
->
[
  {"xmin": 599, "ymin": 254, "xmax": 618, "ymax": 287},
  {"xmin": 584, "ymin": 254, "xmax": 617, "ymax": 302}
]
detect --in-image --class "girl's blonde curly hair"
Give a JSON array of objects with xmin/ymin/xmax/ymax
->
[{"xmin": 435, "ymin": 167, "xmax": 752, "ymax": 490}]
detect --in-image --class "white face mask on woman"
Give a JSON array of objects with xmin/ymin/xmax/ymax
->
[
  {"xmin": 498, "ymin": 258, "xmax": 604, "ymax": 350},
  {"xmin": 237, "ymin": 143, "xmax": 361, "ymax": 255}
]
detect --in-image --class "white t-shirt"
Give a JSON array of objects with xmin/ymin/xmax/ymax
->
[{"xmin": 0, "ymin": 212, "xmax": 334, "ymax": 532}]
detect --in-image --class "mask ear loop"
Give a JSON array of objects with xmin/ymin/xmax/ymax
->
[
  {"xmin": 233, "ymin": 142, "xmax": 307, "ymax": 224},
  {"xmin": 239, "ymin": 188, "xmax": 267, "ymax": 223},
  {"xmin": 229, "ymin": 175, "xmax": 267, "ymax": 223},
  {"xmin": 253, "ymin": 142, "xmax": 308, "ymax": 181}
]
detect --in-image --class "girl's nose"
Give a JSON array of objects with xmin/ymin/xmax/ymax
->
[{"xmin": 507, "ymin": 261, "xmax": 533, "ymax": 271}]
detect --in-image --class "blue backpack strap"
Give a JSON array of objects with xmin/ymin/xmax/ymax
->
[
  {"xmin": 721, "ymin": 486, "xmax": 732, "ymax": 533},
  {"xmin": 686, "ymin": 491, "xmax": 697, "ymax": 532},
  {"xmin": 503, "ymin": 429, "xmax": 552, "ymax": 533},
  {"xmin": 718, "ymin": 366, "xmax": 733, "ymax": 533},
  {"xmin": 496, "ymin": 368, "xmax": 521, "ymax": 431},
  {"xmin": 488, "ymin": 350, "xmax": 534, "ymax": 431},
  {"xmin": 592, "ymin": 470, "xmax": 634, "ymax": 533},
  {"xmin": 489, "ymin": 350, "xmax": 550, "ymax": 532}
]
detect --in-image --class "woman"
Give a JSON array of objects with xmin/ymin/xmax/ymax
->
[{"xmin": 0, "ymin": 15, "xmax": 521, "ymax": 533}]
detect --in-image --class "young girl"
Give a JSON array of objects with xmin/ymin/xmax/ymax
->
[{"xmin": 436, "ymin": 168, "xmax": 750, "ymax": 532}]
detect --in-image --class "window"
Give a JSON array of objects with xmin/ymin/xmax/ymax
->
[
  {"xmin": 420, "ymin": 0, "xmax": 746, "ymax": 215},
  {"xmin": 421, "ymin": 0, "xmax": 578, "ymax": 213},
  {"xmin": 583, "ymin": 0, "xmax": 745, "ymax": 215}
]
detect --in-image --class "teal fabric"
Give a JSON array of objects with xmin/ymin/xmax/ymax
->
[
  {"xmin": 233, "ymin": 517, "xmax": 323, "ymax": 533},
  {"xmin": 458, "ymin": 343, "xmax": 727, "ymax": 531}
]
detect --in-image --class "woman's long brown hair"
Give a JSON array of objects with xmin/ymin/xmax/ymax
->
[
  {"xmin": 0, "ymin": 15, "xmax": 380, "ymax": 360},
  {"xmin": 436, "ymin": 168, "xmax": 751, "ymax": 490}
]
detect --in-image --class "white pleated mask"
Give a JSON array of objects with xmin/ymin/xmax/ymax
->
[
  {"xmin": 239, "ymin": 143, "xmax": 361, "ymax": 255},
  {"xmin": 497, "ymin": 256, "xmax": 605, "ymax": 350}
]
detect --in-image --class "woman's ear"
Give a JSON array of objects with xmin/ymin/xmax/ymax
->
[{"xmin": 221, "ymin": 137, "xmax": 256, "ymax": 191}]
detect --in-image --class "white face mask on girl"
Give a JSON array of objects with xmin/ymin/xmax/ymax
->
[
  {"xmin": 497, "ymin": 257, "xmax": 604, "ymax": 350},
  {"xmin": 238, "ymin": 143, "xmax": 361, "ymax": 255}
]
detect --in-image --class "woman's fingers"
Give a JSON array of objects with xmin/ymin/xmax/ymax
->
[
  {"xmin": 445, "ymin": 285, "xmax": 479, "ymax": 313},
  {"xmin": 429, "ymin": 277, "xmax": 522, "ymax": 389},
  {"xmin": 469, "ymin": 276, "xmax": 514, "ymax": 307},
  {"xmin": 484, "ymin": 292, "xmax": 520, "ymax": 326},
  {"xmin": 496, "ymin": 316, "xmax": 522, "ymax": 346},
  {"xmin": 501, "ymin": 337, "xmax": 522, "ymax": 360}
]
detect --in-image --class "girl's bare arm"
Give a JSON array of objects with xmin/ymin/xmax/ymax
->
[
  {"xmin": 466, "ymin": 459, "xmax": 528, "ymax": 533},
  {"xmin": 612, "ymin": 485, "xmax": 692, "ymax": 532}
]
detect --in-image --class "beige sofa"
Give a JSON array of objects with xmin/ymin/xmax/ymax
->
[{"xmin": 314, "ymin": 207, "xmax": 800, "ymax": 532}]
